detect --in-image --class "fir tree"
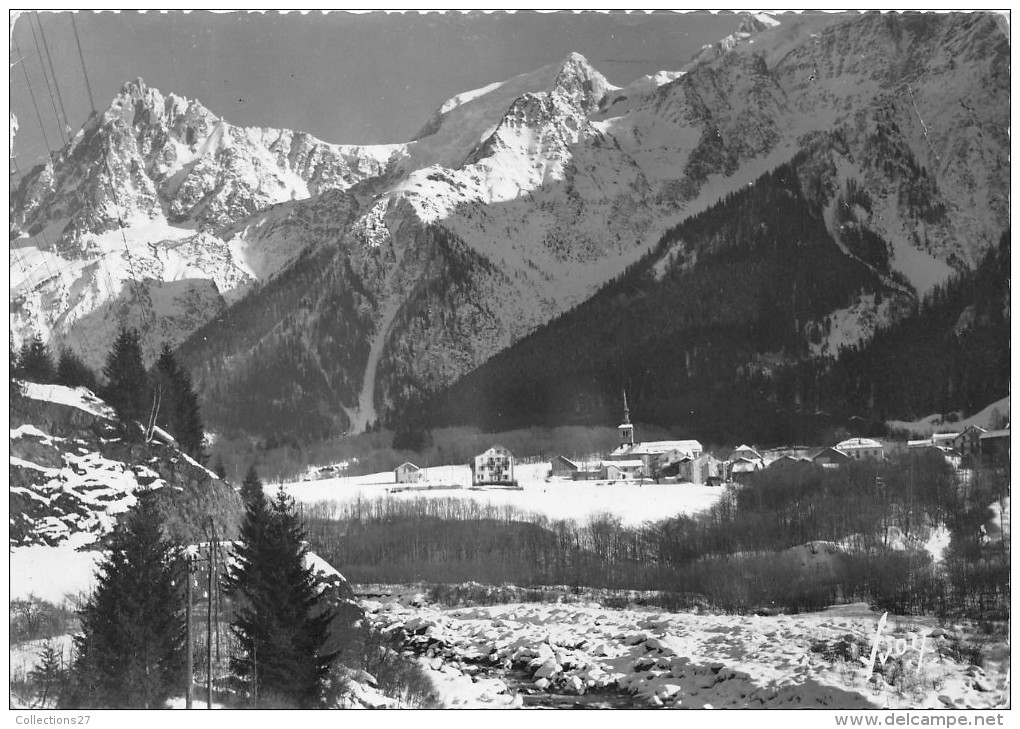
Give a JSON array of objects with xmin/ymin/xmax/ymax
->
[
  {"xmin": 56, "ymin": 348, "xmax": 99, "ymax": 392},
  {"xmin": 30, "ymin": 641, "xmax": 68, "ymax": 708},
  {"xmin": 225, "ymin": 484, "xmax": 337, "ymax": 708},
  {"xmin": 152, "ymin": 345, "xmax": 206, "ymax": 459},
  {"xmin": 102, "ymin": 328, "xmax": 151, "ymax": 427},
  {"xmin": 18, "ymin": 334, "xmax": 56, "ymax": 383},
  {"xmin": 65, "ymin": 491, "xmax": 187, "ymax": 708},
  {"xmin": 240, "ymin": 465, "xmax": 265, "ymax": 507}
]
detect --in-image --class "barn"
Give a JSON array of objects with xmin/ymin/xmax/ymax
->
[
  {"xmin": 550, "ymin": 455, "xmax": 580, "ymax": 479},
  {"xmin": 394, "ymin": 462, "xmax": 421, "ymax": 484}
]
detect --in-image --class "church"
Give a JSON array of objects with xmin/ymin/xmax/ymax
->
[{"xmin": 607, "ymin": 392, "xmax": 703, "ymax": 478}]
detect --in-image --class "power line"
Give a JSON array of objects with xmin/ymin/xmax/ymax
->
[
  {"xmin": 12, "ymin": 16, "xmax": 114, "ymax": 362},
  {"xmin": 28, "ymin": 15, "xmax": 67, "ymax": 146},
  {"xmin": 35, "ymin": 13, "xmax": 73, "ymax": 141},
  {"xmin": 10, "ymin": 159, "xmax": 89, "ymax": 357},
  {"xmin": 12, "ymin": 35, "xmax": 53, "ymax": 152},
  {"xmin": 71, "ymin": 13, "xmax": 97, "ymax": 115},
  {"xmin": 65, "ymin": 12, "xmax": 160, "ymax": 360}
]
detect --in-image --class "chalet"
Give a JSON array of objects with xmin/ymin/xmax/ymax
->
[
  {"xmin": 979, "ymin": 429, "xmax": 1010, "ymax": 465},
  {"xmin": 729, "ymin": 444, "xmax": 765, "ymax": 469},
  {"xmin": 658, "ymin": 457, "xmax": 686, "ymax": 479},
  {"xmin": 471, "ymin": 445, "xmax": 515, "ymax": 486},
  {"xmin": 607, "ymin": 392, "xmax": 702, "ymax": 477},
  {"xmin": 762, "ymin": 446, "xmax": 814, "ymax": 461},
  {"xmin": 728, "ymin": 457, "xmax": 761, "ymax": 481},
  {"xmin": 767, "ymin": 455, "xmax": 813, "ymax": 470},
  {"xmin": 600, "ymin": 460, "xmax": 645, "ymax": 481},
  {"xmin": 835, "ymin": 437, "xmax": 884, "ymax": 461},
  {"xmin": 953, "ymin": 426, "xmax": 986, "ymax": 460},
  {"xmin": 394, "ymin": 462, "xmax": 422, "ymax": 484},
  {"xmin": 550, "ymin": 456, "xmax": 581, "ymax": 479},
  {"xmin": 812, "ymin": 447, "xmax": 850, "ymax": 469},
  {"xmin": 685, "ymin": 454, "xmax": 725, "ymax": 485},
  {"xmin": 917, "ymin": 446, "xmax": 962, "ymax": 469}
]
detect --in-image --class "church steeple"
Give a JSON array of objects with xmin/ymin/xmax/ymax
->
[{"xmin": 619, "ymin": 390, "xmax": 634, "ymax": 446}]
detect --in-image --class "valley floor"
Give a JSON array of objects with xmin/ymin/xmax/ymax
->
[{"xmin": 281, "ymin": 462, "xmax": 723, "ymax": 526}]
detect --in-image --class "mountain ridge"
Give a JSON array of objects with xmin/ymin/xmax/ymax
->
[{"xmin": 10, "ymin": 12, "xmax": 1010, "ymax": 440}]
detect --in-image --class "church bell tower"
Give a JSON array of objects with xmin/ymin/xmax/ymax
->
[{"xmin": 618, "ymin": 390, "xmax": 634, "ymax": 447}]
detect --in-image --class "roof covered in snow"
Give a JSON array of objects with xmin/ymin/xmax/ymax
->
[
  {"xmin": 611, "ymin": 440, "xmax": 702, "ymax": 457},
  {"xmin": 835, "ymin": 438, "xmax": 883, "ymax": 450},
  {"xmin": 603, "ymin": 460, "xmax": 644, "ymax": 469}
]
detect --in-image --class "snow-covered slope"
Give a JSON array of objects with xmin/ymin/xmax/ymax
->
[
  {"xmin": 11, "ymin": 13, "xmax": 1010, "ymax": 437},
  {"xmin": 9, "ymin": 381, "xmax": 242, "ymax": 604},
  {"xmin": 887, "ymin": 395, "xmax": 1010, "ymax": 437}
]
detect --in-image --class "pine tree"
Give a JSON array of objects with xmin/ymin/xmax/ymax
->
[
  {"xmin": 30, "ymin": 641, "xmax": 68, "ymax": 708},
  {"xmin": 56, "ymin": 348, "xmax": 99, "ymax": 392},
  {"xmin": 152, "ymin": 345, "xmax": 206, "ymax": 459},
  {"xmin": 102, "ymin": 328, "xmax": 151, "ymax": 427},
  {"xmin": 18, "ymin": 334, "xmax": 56, "ymax": 383},
  {"xmin": 225, "ymin": 482, "xmax": 337, "ymax": 708},
  {"xmin": 65, "ymin": 491, "xmax": 187, "ymax": 708},
  {"xmin": 240, "ymin": 465, "xmax": 265, "ymax": 507},
  {"xmin": 213, "ymin": 456, "xmax": 228, "ymax": 480}
]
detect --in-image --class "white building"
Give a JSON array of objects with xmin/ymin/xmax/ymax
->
[
  {"xmin": 835, "ymin": 437, "xmax": 885, "ymax": 461},
  {"xmin": 471, "ymin": 445, "xmax": 515, "ymax": 486}
]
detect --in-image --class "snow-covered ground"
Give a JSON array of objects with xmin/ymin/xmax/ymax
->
[
  {"xmin": 887, "ymin": 396, "xmax": 1010, "ymax": 436},
  {"xmin": 280, "ymin": 462, "xmax": 723, "ymax": 526},
  {"xmin": 20, "ymin": 382, "xmax": 116, "ymax": 420},
  {"xmin": 9, "ymin": 538, "xmax": 103, "ymax": 605},
  {"xmin": 366, "ymin": 591, "xmax": 1010, "ymax": 710}
]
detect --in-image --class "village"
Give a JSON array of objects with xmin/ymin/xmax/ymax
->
[{"xmin": 387, "ymin": 394, "xmax": 1011, "ymax": 491}]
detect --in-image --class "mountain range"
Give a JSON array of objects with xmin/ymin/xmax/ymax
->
[{"xmin": 9, "ymin": 12, "xmax": 1010, "ymax": 441}]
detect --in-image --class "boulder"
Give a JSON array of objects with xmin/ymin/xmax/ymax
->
[
  {"xmin": 563, "ymin": 675, "xmax": 585, "ymax": 695},
  {"xmin": 534, "ymin": 659, "xmax": 561, "ymax": 680}
]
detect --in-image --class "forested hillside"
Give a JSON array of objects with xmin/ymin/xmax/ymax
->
[
  {"xmin": 424, "ymin": 140, "xmax": 1009, "ymax": 444},
  {"xmin": 818, "ymin": 230, "xmax": 1010, "ymax": 421},
  {"xmin": 425, "ymin": 143, "xmax": 893, "ymax": 442}
]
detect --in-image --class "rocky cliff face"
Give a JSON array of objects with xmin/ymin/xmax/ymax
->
[
  {"xmin": 9, "ymin": 382, "xmax": 241, "ymax": 548},
  {"xmin": 10, "ymin": 13, "xmax": 1010, "ymax": 439}
]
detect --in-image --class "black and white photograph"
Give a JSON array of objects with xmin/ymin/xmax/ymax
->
[{"xmin": 8, "ymin": 8, "xmax": 1011, "ymax": 715}]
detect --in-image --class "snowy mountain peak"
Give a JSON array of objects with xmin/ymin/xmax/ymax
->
[
  {"xmin": 104, "ymin": 77, "xmax": 215, "ymax": 136},
  {"xmin": 552, "ymin": 51, "xmax": 615, "ymax": 113},
  {"xmin": 693, "ymin": 11, "xmax": 781, "ymax": 62},
  {"xmin": 738, "ymin": 12, "xmax": 780, "ymax": 34}
]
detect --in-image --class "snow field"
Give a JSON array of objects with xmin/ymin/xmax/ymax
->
[
  {"xmin": 281, "ymin": 462, "xmax": 723, "ymax": 526},
  {"xmin": 366, "ymin": 595, "xmax": 1009, "ymax": 710}
]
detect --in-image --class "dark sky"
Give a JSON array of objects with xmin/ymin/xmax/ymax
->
[{"xmin": 10, "ymin": 10, "xmax": 747, "ymax": 166}]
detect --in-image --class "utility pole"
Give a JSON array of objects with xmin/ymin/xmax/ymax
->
[
  {"xmin": 214, "ymin": 539, "xmax": 220, "ymax": 666},
  {"xmin": 185, "ymin": 552, "xmax": 194, "ymax": 709},
  {"xmin": 207, "ymin": 521, "xmax": 215, "ymax": 710}
]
